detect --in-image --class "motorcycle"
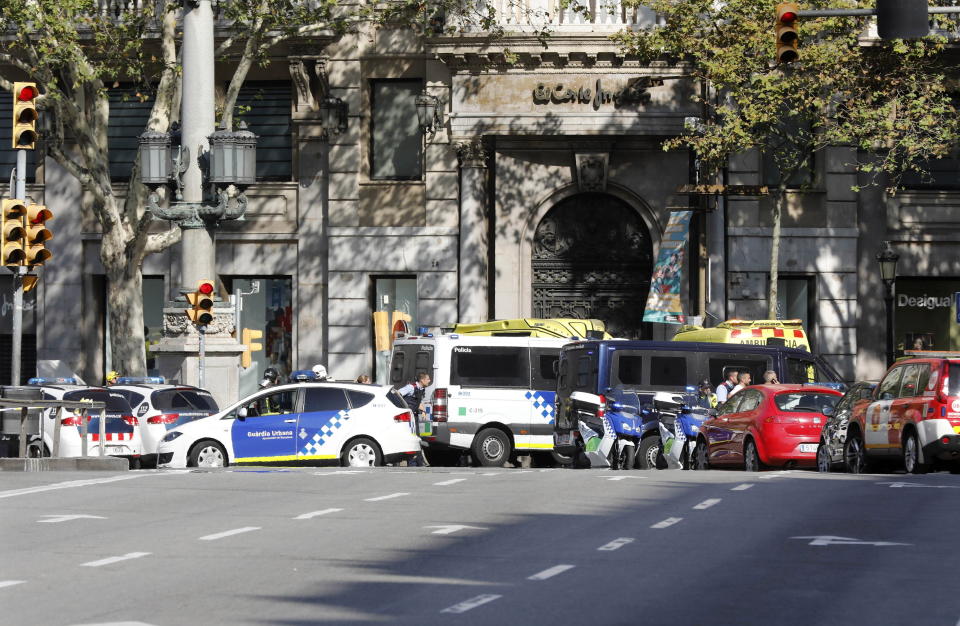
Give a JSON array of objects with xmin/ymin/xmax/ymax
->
[
  {"xmin": 575, "ymin": 390, "xmax": 645, "ymax": 470},
  {"xmin": 639, "ymin": 389, "xmax": 713, "ymax": 470}
]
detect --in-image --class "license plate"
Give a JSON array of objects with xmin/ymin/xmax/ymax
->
[
  {"xmin": 799, "ymin": 443, "xmax": 818, "ymax": 453},
  {"xmin": 106, "ymin": 446, "xmax": 126, "ymax": 455}
]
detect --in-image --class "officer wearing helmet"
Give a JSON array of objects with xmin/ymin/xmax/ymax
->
[
  {"xmin": 260, "ymin": 367, "xmax": 280, "ymax": 389},
  {"xmin": 105, "ymin": 370, "xmax": 120, "ymax": 386},
  {"xmin": 257, "ymin": 367, "xmax": 281, "ymax": 414},
  {"xmin": 312, "ymin": 364, "xmax": 329, "ymax": 381}
]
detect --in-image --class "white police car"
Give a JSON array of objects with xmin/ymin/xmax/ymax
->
[
  {"xmin": 110, "ymin": 377, "xmax": 219, "ymax": 468},
  {"xmin": 27, "ymin": 379, "xmax": 143, "ymax": 469},
  {"xmin": 156, "ymin": 381, "xmax": 420, "ymax": 468}
]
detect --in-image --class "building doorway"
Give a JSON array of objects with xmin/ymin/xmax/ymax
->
[{"xmin": 532, "ymin": 193, "xmax": 654, "ymax": 339}]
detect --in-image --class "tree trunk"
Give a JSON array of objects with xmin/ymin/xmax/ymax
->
[
  {"xmin": 767, "ymin": 185, "xmax": 785, "ymax": 320},
  {"xmin": 106, "ymin": 265, "xmax": 147, "ymax": 379}
]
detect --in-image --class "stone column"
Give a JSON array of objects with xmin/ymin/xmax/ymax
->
[{"xmin": 455, "ymin": 139, "xmax": 489, "ymax": 323}]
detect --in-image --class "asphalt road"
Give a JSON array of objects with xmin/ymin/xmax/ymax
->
[{"xmin": 1, "ymin": 465, "xmax": 959, "ymax": 625}]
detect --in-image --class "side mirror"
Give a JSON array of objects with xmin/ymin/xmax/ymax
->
[
  {"xmin": 822, "ymin": 406, "xmax": 835, "ymax": 417},
  {"xmin": 237, "ymin": 406, "xmax": 248, "ymax": 419},
  {"xmin": 707, "ymin": 408, "xmax": 718, "ymax": 417}
]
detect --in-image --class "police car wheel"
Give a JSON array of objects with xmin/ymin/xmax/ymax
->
[
  {"xmin": 472, "ymin": 428, "xmax": 511, "ymax": 467},
  {"xmin": 189, "ymin": 441, "xmax": 227, "ymax": 468},
  {"xmin": 342, "ymin": 438, "xmax": 383, "ymax": 467}
]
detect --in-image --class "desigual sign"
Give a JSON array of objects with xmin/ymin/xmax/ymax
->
[
  {"xmin": 897, "ymin": 294, "xmax": 954, "ymax": 309},
  {"xmin": 533, "ymin": 77, "xmax": 664, "ymax": 108}
]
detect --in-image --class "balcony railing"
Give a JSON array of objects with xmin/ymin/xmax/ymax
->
[{"xmin": 451, "ymin": 0, "xmax": 657, "ymax": 32}]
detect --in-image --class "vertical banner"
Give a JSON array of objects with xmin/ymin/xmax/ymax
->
[{"xmin": 643, "ymin": 210, "xmax": 693, "ymax": 324}]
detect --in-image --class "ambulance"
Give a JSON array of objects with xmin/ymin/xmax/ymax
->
[
  {"xmin": 451, "ymin": 318, "xmax": 612, "ymax": 339},
  {"xmin": 672, "ymin": 319, "xmax": 811, "ymax": 351}
]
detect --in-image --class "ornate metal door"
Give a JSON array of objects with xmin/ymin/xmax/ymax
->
[{"xmin": 532, "ymin": 193, "xmax": 653, "ymax": 339}]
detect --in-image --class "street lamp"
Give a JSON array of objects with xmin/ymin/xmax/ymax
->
[
  {"xmin": 876, "ymin": 240, "xmax": 899, "ymax": 366},
  {"xmin": 415, "ymin": 89, "xmax": 442, "ymax": 135},
  {"xmin": 318, "ymin": 95, "xmax": 348, "ymax": 138}
]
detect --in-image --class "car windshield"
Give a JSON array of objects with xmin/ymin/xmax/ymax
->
[
  {"xmin": 774, "ymin": 392, "xmax": 839, "ymax": 413},
  {"xmin": 152, "ymin": 389, "xmax": 218, "ymax": 412},
  {"xmin": 62, "ymin": 389, "xmax": 131, "ymax": 414}
]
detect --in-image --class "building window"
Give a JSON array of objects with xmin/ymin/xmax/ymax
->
[
  {"xmin": 108, "ymin": 86, "xmax": 154, "ymax": 181},
  {"xmin": 373, "ymin": 276, "xmax": 418, "ymax": 383},
  {"xmin": 224, "ymin": 277, "xmax": 294, "ymax": 398},
  {"xmin": 762, "ymin": 118, "xmax": 815, "ymax": 188},
  {"xmin": 777, "ymin": 276, "xmax": 816, "ymax": 350},
  {"xmin": 142, "ymin": 276, "xmax": 165, "ymax": 374},
  {"xmin": 233, "ymin": 81, "xmax": 293, "ymax": 181},
  {"xmin": 894, "ymin": 277, "xmax": 960, "ymax": 355},
  {"xmin": 900, "ymin": 155, "xmax": 960, "ymax": 189},
  {"xmin": 370, "ymin": 80, "xmax": 423, "ymax": 180}
]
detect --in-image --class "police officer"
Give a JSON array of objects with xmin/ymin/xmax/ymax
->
[
  {"xmin": 398, "ymin": 372, "xmax": 431, "ymax": 467},
  {"xmin": 257, "ymin": 367, "xmax": 281, "ymax": 414},
  {"xmin": 698, "ymin": 379, "xmax": 718, "ymax": 409}
]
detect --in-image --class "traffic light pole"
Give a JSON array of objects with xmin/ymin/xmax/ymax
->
[
  {"xmin": 197, "ymin": 325, "xmax": 206, "ymax": 390},
  {"xmin": 9, "ymin": 148, "xmax": 26, "ymax": 386}
]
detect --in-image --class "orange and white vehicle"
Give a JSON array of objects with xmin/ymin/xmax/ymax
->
[
  {"xmin": 844, "ymin": 352, "xmax": 960, "ymax": 474},
  {"xmin": 672, "ymin": 319, "xmax": 811, "ymax": 351}
]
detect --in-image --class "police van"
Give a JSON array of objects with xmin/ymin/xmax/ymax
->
[
  {"xmin": 672, "ymin": 319, "xmax": 811, "ymax": 351},
  {"xmin": 390, "ymin": 333, "xmax": 572, "ymax": 466}
]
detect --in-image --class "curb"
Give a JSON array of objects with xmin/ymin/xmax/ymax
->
[{"xmin": 0, "ymin": 457, "xmax": 129, "ymax": 472}]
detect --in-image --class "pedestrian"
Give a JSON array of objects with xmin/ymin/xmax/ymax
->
[
  {"xmin": 762, "ymin": 370, "xmax": 779, "ymax": 385},
  {"xmin": 355, "ymin": 374, "xmax": 371, "ymax": 384},
  {"xmin": 257, "ymin": 367, "xmax": 281, "ymax": 414},
  {"xmin": 697, "ymin": 379, "xmax": 718, "ymax": 409},
  {"xmin": 105, "ymin": 370, "xmax": 120, "ymax": 386},
  {"xmin": 715, "ymin": 369, "xmax": 738, "ymax": 403},
  {"xmin": 731, "ymin": 371, "xmax": 752, "ymax": 396},
  {"xmin": 312, "ymin": 364, "xmax": 330, "ymax": 381},
  {"xmin": 398, "ymin": 372, "xmax": 431, "ymax": 467}
]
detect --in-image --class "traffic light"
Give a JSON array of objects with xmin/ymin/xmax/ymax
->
[
  {"xmin": 0, "ymin": 199, "xmax": 26, "ymax": 266},
  {"xmin": 776, "ymin": 3, "xmax": 799, "ymax": 64},
  {"xmin": 186, "ymin": 279, "xmax": 216, "ymax": 326},
  {"xmin": 240, "ymin": 328, "xmax": 263, "ymax": 368},
  {"xmin": 24, "ymin": 204, "xmax": 52, "ymax": 266},
  {"xmin": 12, "ymin": 82, "xmax": 38, "ymax": 150}
]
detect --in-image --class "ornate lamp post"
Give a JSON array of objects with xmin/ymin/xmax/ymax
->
[
  {"xmin": 876, "ymin": 240, "xmax": 899, "ymax": 366},
  {"xmin": 415, "ymin": 89, "xmax": 442, "ymax": 135}
]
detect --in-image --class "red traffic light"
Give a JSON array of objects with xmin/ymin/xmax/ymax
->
[
  {"xmin": 198, "ymin": 281, "xmax": 214, "ymax": 295},
  {"xmin": 16, "ymin": 85, "xmax": 37, "ymax": 101},
  {"xmin": 780, "ymin": 9, "xmax": 797, "ymax": 22}
]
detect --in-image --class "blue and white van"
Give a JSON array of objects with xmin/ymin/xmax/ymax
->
[{"xmin": 390, "ymin": 334, "xmax": 571, "ymax": 466}]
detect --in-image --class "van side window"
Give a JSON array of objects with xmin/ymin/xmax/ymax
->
[
  {"xmin": 390, "ymin": 351, "xmax": 406, "ymax": 385},
  {"xmin": 708, "ymin": 358, "xmax": 769, "ymax": 386},
  {"xmin": 897, "ymin": 364, "xmax": 921, "ymax": 398},
  {"xmin": 649, "ymin": 356, "xmax": 687, "ymax": 387},
  {"xmin": 531, "ymin": 349, "xmax": 559, "ymax": 390},
  {"xmin": 558, "ymin": 357, "xmax": 570, "ymax": 390},
  {"xmin": 451, "ymin": 347, "xmax": 530, "ymax": 388},
  {"xmin": 877, "ymin": 367, "xmax": 904, "ymax": 401},
  {"xmin": 786, "ymin": 358, "xmax": 812, "ymax": 383},
  {"xmin": 576, "ymin": 356, "xmax": 593, "ymax": 388},
  {"xmin": 614, "ymin": 354, "xmax": 642, "ymax": 386},
  {"xmin": 414, "ymin": 350, "xmax": 433, "ymax": 377}
]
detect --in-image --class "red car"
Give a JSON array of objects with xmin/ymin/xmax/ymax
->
[{"xmin": 693, "ymin": 384, "xmax": 843, "ymax": 471}]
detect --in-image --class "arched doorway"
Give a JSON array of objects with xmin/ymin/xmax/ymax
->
[{"xmin": 532, "ymin": 193, "xmax": 654, "ymax": 339}]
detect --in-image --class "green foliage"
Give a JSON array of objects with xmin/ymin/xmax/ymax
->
[{"xmin": 614, "ymin": 0, "xmax": 960, "ymax": 191}]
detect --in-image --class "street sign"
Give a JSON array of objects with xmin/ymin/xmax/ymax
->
[
  {"xmin": 791, "ymin": 535, "xmax": 910, "ymax": 546},
  {"xmin": 424, "ymin": 524, "xmax": 488, "ymax": 535}
]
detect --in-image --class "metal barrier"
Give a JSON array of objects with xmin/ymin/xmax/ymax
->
[{"xmin": 0, "ymin": 399, "xmax": 106, "ymax": 459}]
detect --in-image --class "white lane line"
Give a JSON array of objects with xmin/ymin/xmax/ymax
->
[
  {"xmin": 0, "ymin": 580, "xmax": 26, "ymax": 590},
  {"xmin": 479, "ymin": 472, "xmax": 499, "ymax": 476},
  {"xmin": 693, "ymin": 498, "xmax": 721, "ymax": 510},
  {"xmin": 597, "ymin": 537, "xmax": 634, "ymax": 551},
  {"xmin": 0, "ymin": 474, "xmax": 150, "ymax": 500},
  {"xmin": 650, "ymin": 517, "xmax": 683, "ymax": 529},
  {"xmin": 364, "ymin": 492, "xmax": 410, "ymax": 502},
  {"xmin": 198, "ymin": 526, "xmax": 261, "ymax": 541},
  {"xmin": 528, "ymin": 564, "xmax": 575, "ymax": 580},
  {"xmin": 434, "ymin": 478, "xmax": 467, "ymax": 486},
  {"xmin": 294, "ymin": 508, "xmax": 343, "ymax": 520},
  {"xmin": 731, "ymin": 483, "xmax": 754, "ymax": 491},
  {"xmin": 441, "ymin": 594, "xmax": 503, "ymax": 614},
  {"xmin": 81, "ymin": 552, "xmax": 151, "ymax": 568}
]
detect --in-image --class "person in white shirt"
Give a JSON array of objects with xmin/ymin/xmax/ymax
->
[
  {"xmin": 716, "ymin": 369, "xmax": 739, "ymax": 403},
  {"xmin": 730, "ymin": 371, "xmax": 752, "ymax": 397}
]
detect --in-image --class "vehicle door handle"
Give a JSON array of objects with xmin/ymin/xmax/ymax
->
[{"xmin": 283, "ymin": 419, "xmax": 296, "ymax": 423}]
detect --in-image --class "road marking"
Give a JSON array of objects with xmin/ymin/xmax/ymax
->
[
  {"xmin": 528, "ymin": 564, "xmax": 575, "ymax": 580},
  {"xmin": 365, "ymin": 492, "xmax": 410, "ymax": 502},
  {"xmin": 651, "ymin": 517, "xmax": 682, "ymax": 529},
  {"xmin": 294, "ymin": 508, "xmax": 343, "ymax": 520},
  {"xmin": 38, "ymin": 514, "xmax": 107, "ymax": 524},
  {"xmin": 0, "ymin": 580, "xmax": 26, "ymax": 590},
  {"xmin": 313, "ymin": 470, "xmax": 366, "ymax": 476},
  {"xmin": 434, "ymin": 478, "xmax": 467, "ymax": 486},
  {"xmin": 81, "ymin": 552, "xmax": 151, "ymax": 567},
  {"xmin": 731, "ymin": 483, "xmax": 753, "ymax": 491},
  {"xmin": 759, "ymin": 471, "xmax": 791, "ymax": 480},
  {"xmin": 425, "ymin": 524, "xmax": 488, "ymax": 535},
  {"xmin": 605, "ymin": 476, "xmax": 643, "ymax": 481},
  {"xmin": 597, "ymin": 537, "xmax": 634, "ymax": 551},
  {"xmin": 441, "ymin": 594, "xmax": 502, "ymax": 614},
  {"xmin": 479, "ymin": 472, "xmax": 499, "ymax": 476},
  {"xmin": 693, "ymin": 498, "xmax": 721, "ymax": 510},
  {"xmin": 878, "ymin": 481, "xmax": 960, "ymax": 489},
  {"xmin": 792, "ymin": 535, "xmax": 911, "ymax": 547},
  {"xmin": 199, "ymin": 527, "xmax": 261, "ymax": 541},
  {"xmin": 0, "ymin": 474, "xmax": 150, "ymax": 500}
]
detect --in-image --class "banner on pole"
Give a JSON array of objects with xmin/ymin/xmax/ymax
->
[{"xmin": 643, "ymin": 210, "xmax": 693, "ymax": 324}]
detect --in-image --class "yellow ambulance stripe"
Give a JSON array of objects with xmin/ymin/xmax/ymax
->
[{"xmin": 514, "ymin": 443, "xmax": 554, "ymax": 449}]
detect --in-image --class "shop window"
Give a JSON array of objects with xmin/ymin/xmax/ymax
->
[
  {"xmin": 370, "ymin": 80, "xmax": 423, "ymax": 180},
  {"xmin": 895, "ymin": 277, "xmax": 960, "ymax": 355},
  {"xmin": 373, "ymin": 276, "xmax": 418, "ymax": 383},
  {"xmin": 225, "ymin": 277, "xmax": 293, "ymax": 398}
]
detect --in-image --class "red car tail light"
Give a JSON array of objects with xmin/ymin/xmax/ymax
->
[
  {"xmin": 432, "ymin": 388, "xmax": 448, "ymax": 422},
  {"xmin": 61, "ymin": 415, "xmax": 82, "ymax": 427},
  {"xmin": 147, "ymin": 413, "xmax": 180, "ymax": 425},
  {"xmin": 942, "ymin": 436, "xmax": 951, "ymax": 444},
  {"xmin": 394, "ymin": 412, "xmax": 411, "ymax": 423},
  {"xmin": 122, "ymin": 415, "xmax": 138, "ymax": 427},
  {"xmin": 597, "ymin": 394, "xmax": 606, "ymax": 418}
]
